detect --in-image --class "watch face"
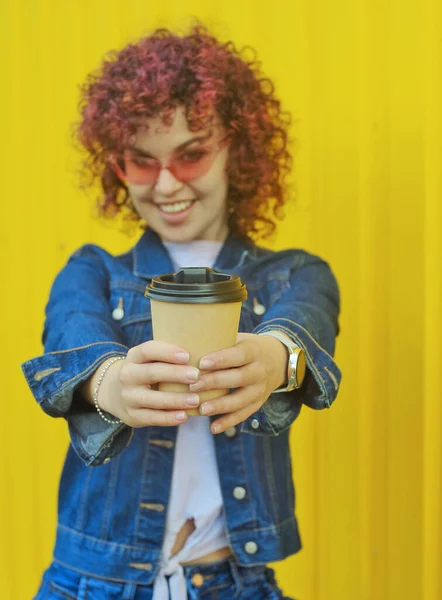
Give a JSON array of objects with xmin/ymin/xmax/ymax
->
[
  {"xmin": 296, "ymin": 349, "xmax": 307, "ymax": 387},
  {"xmin": 260, "ymin": 331, "xmax": 306, "ymax": 391},
  {"xmin": 287, "ymin": 348, "xmax": 306, "ymax": 389}
]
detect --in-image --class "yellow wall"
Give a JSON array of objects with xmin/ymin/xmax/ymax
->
[{"xmin": 1, "ymin": 1, "xmax": 441, "ymax": 599}]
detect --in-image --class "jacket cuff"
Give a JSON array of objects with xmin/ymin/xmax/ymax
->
[
  {"xmin": 21, "ymin": 342, "xmax": 132, "ymax": 466},
  {"xmin": 240, "ymin": 319, "xmax": 341, "ymax": 436},
  {"xmin": 68, "ymin": 416, "xmax": 133, "ymax": 467}
]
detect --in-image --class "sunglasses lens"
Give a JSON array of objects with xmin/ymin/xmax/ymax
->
[
  {"xmin": 172, "ymin": 148, "xmax": 218, "ymax": 182},
  {"xmin": 112, "ymin": 144, "xmax": 222, "ymax": 185},
  {"xmin": 124, "ymin": 156, "xmax": 159, "ymax": 185}
]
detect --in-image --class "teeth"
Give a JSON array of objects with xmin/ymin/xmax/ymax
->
[{"xmin": 159, "ymin": 200, "xmax": 193, "ymax": 214}]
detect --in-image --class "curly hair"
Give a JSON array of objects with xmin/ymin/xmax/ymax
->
[{"xmin": 76, "ymin": 24, "xmax": 293, "ymax": 241}]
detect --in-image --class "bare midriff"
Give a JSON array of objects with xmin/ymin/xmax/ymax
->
[{"xmin": 170, "ymin": 518, "xmax": 232, "ymax": 566}]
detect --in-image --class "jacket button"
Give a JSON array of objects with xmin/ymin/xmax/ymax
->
[
  {"xmin": 224, "ymin": 426, "xmax": 237, "ymax": 438},
  {"xmin": 245, "ymin": 541, "xmax": 258, "ymax": 554},
  {"xmin": 251, "ymin": 418, "xmax": 260, "ymax": 429},
  {"xmin": 233, "ymin": 486, "xmax": 246, "ymax": 500},
  {"xmin": 253, "ymin": 299, "xmax": 266, "ymax": 315},
  {"xmin": 112, "ymin": 307, "xmax": 124, "ymax": 320},
  {"xmin": 191, "ymin": 573, "xmax": 204, "ymax": 587}
]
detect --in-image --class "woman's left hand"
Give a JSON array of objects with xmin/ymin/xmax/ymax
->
[{"xmin": 189, "ymin": 332, "xmax": 288, "ymax": 434}]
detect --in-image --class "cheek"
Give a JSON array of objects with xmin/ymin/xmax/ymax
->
[
  {"xmin": 189, "ymin": 179, "xmax": 228, "ymax": 204},
  {"xmin": 127, "ymin": 183, "xmax": 153, "ymax": 201},
  {"xmin": 191, "ymin": 164, "xmax": 229, "ymax": 197},
  {"xmin": 193, "ymin": 151, "xmax": 229, "ymax": 192}
]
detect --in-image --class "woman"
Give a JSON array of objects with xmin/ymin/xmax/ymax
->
[{"xmin": 22, "ymin": 24, "xmax": 342, "ymax": 600}]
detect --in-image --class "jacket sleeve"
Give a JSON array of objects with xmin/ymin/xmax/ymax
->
[
  {"xmin": 241, "ymin": 252, "xmax": 342, "ymax": 436},
  {"xmin": 21, "ymin": 245, "xmax": 132, "ymax": 466}
]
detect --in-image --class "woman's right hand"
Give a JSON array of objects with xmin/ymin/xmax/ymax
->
[{"xmin": 91, "ymin": 341, "xmax": 201, "ymax": 427}]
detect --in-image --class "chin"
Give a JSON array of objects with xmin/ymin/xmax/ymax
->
[{"xmin": 157, "ymin": 226, "xmax": 199, "ymax": 244}]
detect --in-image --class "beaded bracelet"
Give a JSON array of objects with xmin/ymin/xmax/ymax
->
[{"xmin": 93, "ymin": 355, "xmax": 126, "ymax": 425}]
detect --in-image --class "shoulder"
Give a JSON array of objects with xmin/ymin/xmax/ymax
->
[
  {"xmin": 241, "ymin": 243, "xmax": 339, "ymax": 300},
  {"xmin": 245, "ymin": 243, "xmax": 331, "ymax": 273},
  {"xmin": 72, "ymin": 243, "xmax": 130, "ymax": 261},
  {"xmin": 68, "ymin": 243, "xmax": 134, "ymax": 273}
]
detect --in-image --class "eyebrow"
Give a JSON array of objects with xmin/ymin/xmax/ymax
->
[{"xmin": 128, "ymin": 131, "xmax": 213, "ymax": 157}]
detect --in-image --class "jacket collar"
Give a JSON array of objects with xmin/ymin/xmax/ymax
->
[{"xmin": 132, "ymin": 228, "xmax": 255, "ymax": 279}]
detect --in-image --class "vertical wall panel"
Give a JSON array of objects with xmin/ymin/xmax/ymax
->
[
  {"xmin": 1, "ymin": 1, "xmax": 440, "ymax": 598},
  {"xmin": 422, "ymin": 2, "xmax": 442, "ymax": 600},
  {"xmin": 357, "ymin": 1, "xmax": 390, "ymax": 597}
]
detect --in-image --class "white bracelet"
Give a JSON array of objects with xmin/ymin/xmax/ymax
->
[{"xmin": 93, "ymin": 356, "xmax": 126, "ymax": 425}]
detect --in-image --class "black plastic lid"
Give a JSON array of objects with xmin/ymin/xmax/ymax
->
[{"xmin": 145, "ymin": 267, "xmax": 248, "ymax": 304}]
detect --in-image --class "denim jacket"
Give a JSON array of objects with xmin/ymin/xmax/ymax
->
[{"xmin": 22, "ymin": 229, "xmax": 341, "ymax": 584}]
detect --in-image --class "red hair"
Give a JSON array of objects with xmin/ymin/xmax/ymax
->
[{"xmin": 76, "ymin": 24, "xmax": 293, "ymax": 240}]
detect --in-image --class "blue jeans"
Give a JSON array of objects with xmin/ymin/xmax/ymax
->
[{"xmin": 35, "ymin": 559, "xmax": 295, "ymax": 599}]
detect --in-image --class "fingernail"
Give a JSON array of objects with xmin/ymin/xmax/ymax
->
[
  {"xmin": 212, "ymin": 424, "xmax": 219, "ymax": 434},
  {"xmin": 185, "ymin": 394, "xmax": 200, "ymax": 407},
  {"xmin": 200, "ymin": 403, "xmax": 213, "ymax": 416},
  {"xmin": 189, "ymin": 380, "xmax": 205, "ymax": 392},
  {"xmin": 184, "ymin": 368, "xmax": 199, "ymax": 382},
  {"xmin": 175, "ymin": 411, "xmax": 187, "ymax": 421},
  {"xmin": 176, "ymin": 352, "xmax": 190, "ymax": 363},
  {"xmin": 199, "ymin": 358, "xmax": 215, "ymax": 370}
]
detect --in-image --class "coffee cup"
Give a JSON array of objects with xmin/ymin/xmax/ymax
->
[{"xmin": 145, "ymin": 267, "xmax": 247, "ymax": 415}]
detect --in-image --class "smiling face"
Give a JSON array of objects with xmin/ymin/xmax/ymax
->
[{"xmin": 124, "ymin": 107, "xmax": 230, "ymax": 243}]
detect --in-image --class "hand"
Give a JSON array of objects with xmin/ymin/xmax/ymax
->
[
  {"xmin": 188, "ymin": 333, "xmax": 288, "ymax": 434},
  {"xmin": 98, "ymin": 341, "xmax": 201, "ymax": 427}
]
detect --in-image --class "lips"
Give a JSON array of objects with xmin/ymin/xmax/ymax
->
[
  {"xmin": 156, "ymin": 199, "xmax": 195, "ymax": 214},
  {"xmin": 154, "ymin": 199, "xmax": 197, "ymax": 224}
]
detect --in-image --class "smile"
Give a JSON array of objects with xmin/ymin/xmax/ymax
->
[{"xmin": 157, "ymin": 200, "xmax": 195, "ymax": 214}]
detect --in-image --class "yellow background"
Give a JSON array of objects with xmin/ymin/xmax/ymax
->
[{"xmin": 1, "ymin": 1, "xmax": 441, "ymax": 599}]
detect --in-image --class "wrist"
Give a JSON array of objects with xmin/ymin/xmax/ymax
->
[
  {"xmin": 259, "ymin": 330, "xmax": 306, "ymax": 392},
  {"xmin": 80, "ymin": 356, "xmax": 125, "ymax": 415},
  {"xmin": 95, "ymin": 358, "xmax": 125, "ymax": 417},
  {"xmin": 93, "ymin": 356, "xmax": 125, "ymax": 424},
  {"xmin": 258, "ymin": 334, "xmax": 288, "ymax": 391}
]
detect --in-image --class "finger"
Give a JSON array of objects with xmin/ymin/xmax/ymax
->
[
  {"xmin": 120, "ymin": 362, "xmax": 199, "ymax": 386},
  {"xmin": 198, "ymin": 385, "xmax": 261, "ymax": 416},
  {"xmin": 189, "ymin": 362, "xmax": 261, "ymax": 392},
  {"xmin": 199, "ymin": 339, "xmax": 258, "ymax": 371},
  {"xmin": 127, "ymin": 407, "xmax": 189, "ymax": 428},
  {"xmin": 210, "ymin": 400, "xmax": 263, "ymax": 434},
  {"xmin": 126, "ymin": 387, "xmax": 200, "ymax": 410},
  {"xmin": 127, "ymin": 340, "xmax": 191, "ymax": 365}
]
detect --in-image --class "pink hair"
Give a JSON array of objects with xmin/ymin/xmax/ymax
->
[{"xmin": 76, "ymin": 24, "xmax": 293, "ymax": 240}]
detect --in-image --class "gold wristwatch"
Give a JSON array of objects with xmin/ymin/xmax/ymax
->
[{"xmin": 261, "ymin": 330, "xmax": 306, "ymax": 392}]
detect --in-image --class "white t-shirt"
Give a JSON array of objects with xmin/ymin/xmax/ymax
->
[{"xmin": 152, "ymin": 240, "xmax": 229, "ymax": 600}]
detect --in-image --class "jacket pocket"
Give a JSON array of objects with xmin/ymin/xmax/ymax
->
[
  {"xmin": 239, "ymin": 302, "xmax": 257, "ymax": 333},
  {"xmin": 109, "ymin": 284, "xmax": 153, "ymax": 348},
  {"xmin": 120, "ymin": 314, "xmax": 153, "ymax": 347},
  {"xmin": 242, "ymin": 267, "xmax": 292, "ymax": 318}
]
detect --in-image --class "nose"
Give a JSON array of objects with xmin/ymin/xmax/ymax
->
[{"xmin": 154, "ymin": 166, "xmax": 183, "ymax": 196}]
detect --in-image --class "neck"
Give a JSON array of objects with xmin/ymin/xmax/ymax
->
[{"xmin": 161, "ymin": 224, "xmax": 229, "ymax": 245}]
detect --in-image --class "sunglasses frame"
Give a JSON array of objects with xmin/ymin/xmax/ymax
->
[{"xmin": 108, "ymin": 136, "xmax": 230, "ymax": 186}]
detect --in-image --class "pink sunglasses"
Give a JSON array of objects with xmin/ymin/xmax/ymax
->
[{"xmin": 109, "ymin": 138, "xmax": 229, "ymax": 186}]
